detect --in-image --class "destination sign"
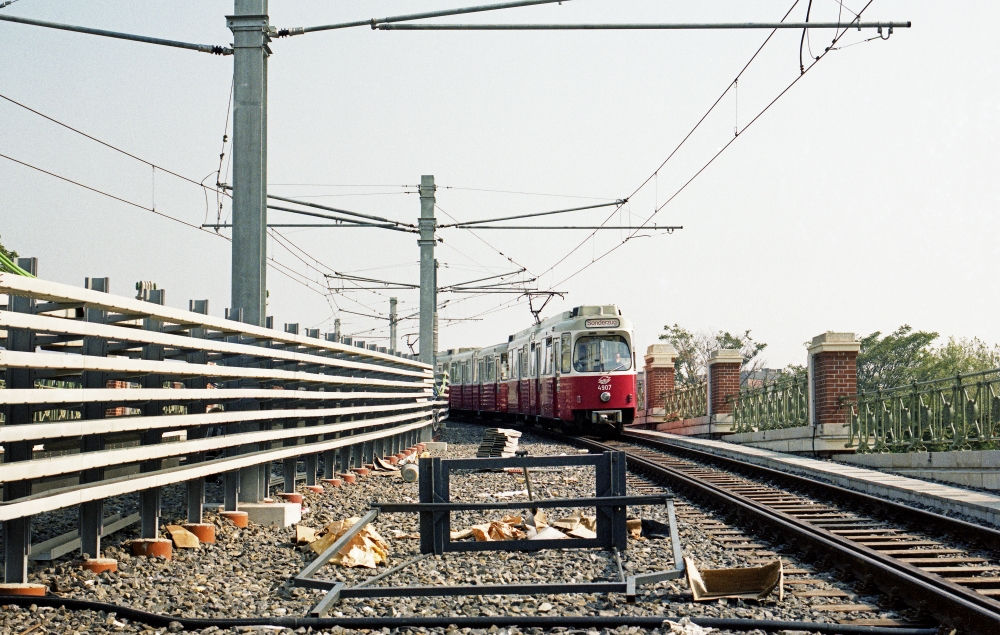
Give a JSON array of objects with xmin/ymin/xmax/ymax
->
[{"xmin": 585, "ymin": 318, "xmax": 620, "ymax": 329}]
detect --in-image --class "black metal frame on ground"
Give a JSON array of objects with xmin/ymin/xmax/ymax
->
[{"xmin": 292, "ymin": 452, "xmax": 685, "ymax": 615}]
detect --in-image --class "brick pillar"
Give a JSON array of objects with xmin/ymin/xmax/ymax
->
[
  {"xmin": 707, "ymin": 349, "xmax": 742, "ymax": 416},
  {"xmin": 808, "ymin": 332, "xmax": 860, "ymax": 426},
  {"xmin": 644, "ymin": 344, "xmax": 677, "ymax": 411}
]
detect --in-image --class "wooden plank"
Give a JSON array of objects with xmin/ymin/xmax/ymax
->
[
  {"xmin": 811, "ymin": 604, "xmax": 875, "ymax": 612},
  {"xmin": 856, "ymin": 540, "xmax": 941, "ymax": 551},
  {"xmin": 0, "ymin": 350, "xmax": 422, "ymax": 390},
  {"xmin": 793, "ymin": 589, "xmax": 849, "ymax": 598},
  {"xmin": 906, "ymin": 557, "xmax": 987, "ymax": 565},
  {"xmin": 942, "ymin": 577, "xmax": 1000, "ymax": 585},
  {"xmin": 0, "ymin": 408, "xmax": 430, "ymax": 482},
  {"xmin": 0, "ymin": 273, "xmax": 428, "ymax": 370},
  {"xmin": 0, "ymin": 417, "xmax": 430, "ymax": 522},
  {"xmin": 879, "ymin": 548, "xmax": 966, "ymax": 556},
  {"xmin": 784, "ymin": 579, "xmax": 825, "ymax": 586},
  {"xmin": 0, "ymin": 311, "xmax": 427, "ymax": 379}
]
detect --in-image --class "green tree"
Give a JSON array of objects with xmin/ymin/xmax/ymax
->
[
  {"xmin": 659, "ymin": 324, "xmax": 767, "ymax": 387},
  {"xmin": 916, "ymin": 336, "xmax": 1000, "ymax": 382},
  {"xmin": 0, "ymin": 234, "xmax": 17, "ymax": 261},
  {"xmin": 856, "ymin": 325, "xmax": 938, "ymax": 393}
]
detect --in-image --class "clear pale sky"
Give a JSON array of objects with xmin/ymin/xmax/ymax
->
[{"xmin": 1, "ymin": 1, "xmax": 997, "ymax": 368}]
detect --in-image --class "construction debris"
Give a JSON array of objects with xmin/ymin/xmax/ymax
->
[
  {"xmin": 531, "ymin": 526, "xmax": 569, "ymax": 541},
  {"xmin": 307, "ymin": 517, "xmax": 390, "ymax": 568},
  {"xmin": 627, "ymin": 518, "xmax": 643, "ymax": 539},
  {"xmin": 476, "ymin": 428, "xmax": 521, "ymax": 458},
  {"xmin": 294, "ymin": 525, "xmax": 318, "ymax": 545},
  {"xmin": 666, "ymin": 617, "xmax": 715, "ymax": 635},
  {"xmin": 471, "ymin": 520, "xmax": 527, "ymax": 542},
  {"xmin": 684, "ymin": 557, "xmax": 783, "ymax": 602},
  {"xmin": 164, "ymin": 525, "xmax": 200, "ymax": 549}
]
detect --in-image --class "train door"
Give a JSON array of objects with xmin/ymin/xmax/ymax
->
[
  {"xmin": 518, "ymin": 344, "xmax": 531, "ymax": 416},
  {"xmin": 551, "ymin": 337, "xmax": 560, "ymax": 420},
  {"xmin": 473, "ymin": 356, "xmax": 482, "ymax": 413},
  {"xmin": 462, "ymin": 361, "xmax": 471, "ymax": 411},
  {"xmin": 540, "ymin": 337, "xmax": 555, "ymax": 419},
  {"xmin": 498, "ymin": 352, "xmax": 510, "ymax": 414},
  {"xmin": 531, "ymin": 342, "xmax": 541, "ymax": 416},
  {"xmin": 557, "ymin": 333, "xmax": 573, "ymax": 420},
  {"xmin": 484, "ymin": 355, "xmax": 495, "ymax": 412}
]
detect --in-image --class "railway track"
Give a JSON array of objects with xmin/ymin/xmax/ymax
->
[{"xmin": 561, "ymin": 431, "xmax": 1000, "ymax": 634}]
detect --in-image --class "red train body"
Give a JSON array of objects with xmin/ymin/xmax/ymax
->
[{"xmin": 437, "ymin": 305, "xmax": 637, "ymax": 435}]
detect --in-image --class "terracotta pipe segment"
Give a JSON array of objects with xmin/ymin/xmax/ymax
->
[
  {"xmin": 130, "ymin": 538, "xmax": 172, "ymax": 560},
  {"xmin": 338, "ymin": 473, "xmax": 357, "ymax": 484},
  {"xmin": 78, "ymin": 558, "xmax": 118, "ymax": 574},
  {"xmin": 320, "ymin": 478, "xmax": 342, "ymax": 487},
  {"xmin": 276, "ymin": 492, "xmax": 304, "ymax": 504},
  {"xmin": 0, "ymin": 583, "xmax": 47, "ymax": 596},
  {"xmin": 304, "ymin": 485, "xmax": 324, "ymax": 494},
  {"xmin": 386, "ymin": 456, "xmax": 399, "ymax": 465},
  {"xmin": 219, "ymin": 511, "xmax": 249, "ymax": 528},
  {"xmin": 181, "ymin": 523, "xmax": 216, "ymax": 544},
  {"xmin": 353, "ymin": 467, "xmax": 370, "ymax": 476}
]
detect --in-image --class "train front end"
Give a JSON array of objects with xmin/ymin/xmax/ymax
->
[{"xmin": 557, "ymin": 309, "xmax": 637, "ymax": 436}]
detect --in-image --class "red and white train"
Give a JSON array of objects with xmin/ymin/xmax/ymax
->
[{"xmin": 436, "ymin": 304, "xmax": 637, "ymax": 436}]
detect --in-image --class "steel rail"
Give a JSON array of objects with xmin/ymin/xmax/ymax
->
[
  {"xmin": 569, "ymin": 433, "xmax": 1000, "ymax": 634},
  {"xmin": 623, "ymin": 431, "xmax": 1000, "ymax": 552}
]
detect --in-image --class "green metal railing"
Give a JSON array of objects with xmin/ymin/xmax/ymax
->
[
  {"xmin": 730, "ymin": 372, "xmax": 809, "ymax": 433},
  {"xmin": 844, "ymin": 368, "xmax": 1000, "ymax": 453},
  {"xmin": 664, "ymin": 382, "xmax": 707, "ymax": 421}
]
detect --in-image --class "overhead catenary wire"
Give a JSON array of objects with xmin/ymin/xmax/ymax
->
[
  {"xmin": 440, "ymin": 185, "xmax": 615, "ymax": 201},
  {"xmin": 551, "ymin": 0, "xmax": 880, "ymax": 290},
  {"xmin": 0, "ymin": 151, "xmax": 330, "ymax": 297},
  {"xmin": 0, "ymin": 92, "xmax": 230, "ymax": 199},
  {"xmin": 535, "ymin": 0, "xmax": 805, "ymax": 281},
  {"xmin": 277, "ymin": 0, "xmax": 569, "ymax": 36},
  {"xmin": 0, "ymin": 152, "xmax": 220, "ymax": 237}
]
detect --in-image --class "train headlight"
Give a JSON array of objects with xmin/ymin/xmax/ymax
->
[{"xmin": 600, "ymin": 391, "xmax": 611, "ymax": 403}]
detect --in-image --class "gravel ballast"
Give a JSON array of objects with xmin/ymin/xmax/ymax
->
[{"xmin": 1, "ymin": 421, "xmax": 927, "ymax": 634}]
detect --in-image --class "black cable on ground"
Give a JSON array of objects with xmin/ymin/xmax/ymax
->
[{"xmin": 0, "ymin": 594, "xmax": 939, "ymax": 634}]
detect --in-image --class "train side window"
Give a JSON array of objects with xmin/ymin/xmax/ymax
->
[
  {"xmin": 521, "ymin": 346, "xmax": 528, "ymax": 377},
  {"xmin": 500, "ymin": 352, "xmax": 509, "ymax": 380},
  {"xmin": 560, "ymin": 333, "xmax": 572, "ymax": 373},
  {"xmin": 529, "ymin": 343, "xmax": 537, "ymax": 377}
]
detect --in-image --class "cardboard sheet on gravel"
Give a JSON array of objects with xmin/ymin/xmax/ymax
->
[{"xmin": 684, "ymin": 556, "xmax": 784, "ymax": 602}]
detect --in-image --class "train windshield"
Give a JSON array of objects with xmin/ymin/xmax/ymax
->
[{"xmin": 573, "ymin": 335, "xmax": 631, "ymax": 373}]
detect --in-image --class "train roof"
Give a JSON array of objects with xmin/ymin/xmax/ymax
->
[{"xmin": 438, "ymin": 305, "xmax": 631, "ymax": 358}]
